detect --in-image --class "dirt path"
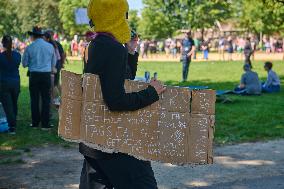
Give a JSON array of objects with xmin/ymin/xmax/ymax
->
[{"xmin": 1, "ymin": 140, "xmax": 284, "ymax": 189}]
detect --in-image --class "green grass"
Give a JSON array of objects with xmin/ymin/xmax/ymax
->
[{"xmin": 0, "ymin": 60, "xmax": 283, "ymax": 155}]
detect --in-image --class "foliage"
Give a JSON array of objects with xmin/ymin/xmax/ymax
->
[
  {"xmin": 138, "ymin": 7, "xmax": 174, "ymax": 39},
  {"xmin": 0, "ymin": 0, "xmax": 284, "ymax": 38},
  {"xmin": 235, "ymin": 0, "xmax": 284, "ymax": 35},
  {"xmin": 139, "ymin": 0, "xmax": 231, "ymax": 39},
  {"xmin": 58, "ymin": 0, "xmax": 89, "ymax": 36},
  {"xmin": 16, "ymin": 0, "xmax": 63, "ymax": 34},
  {"xmin": 129, "ymin": 10, "xmax": 140, "ymax": 32},
  {"xmin": 0, "ymin": 0, "xmax": 21, "ymax": 36}
]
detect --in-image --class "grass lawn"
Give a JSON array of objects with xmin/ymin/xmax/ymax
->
[{"xmin": 1, "ymin": 60, "xmax": 284, "ymax": 157}]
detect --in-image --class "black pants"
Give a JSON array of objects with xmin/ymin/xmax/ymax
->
[
  {"xmin": 182, "ymin": 56, "xmax": 191, "ymax": 82},
  {"xmin": 0, "ymin": 82, "xmax": 20, "ymax": 129},
  {"xmin": 80, "ymin": 154, "xmax": 158, "ymax": 189},
  {"xmin": 29, "ymin": 72, "xmax": 51, "ymax": 127},
  {"xmin": 244, "ymin": 55, "xmax": 252, "ymax": 67}
]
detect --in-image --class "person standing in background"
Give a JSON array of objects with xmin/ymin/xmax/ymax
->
[
  {"xmin": 144, "ymin": 39, "xmax": 149, "ymax": 59},
  {"xmin": 250, "ymin": 36, "xmax": 258, "ymax": 61},
  {"xmin": 71, "ymin": 35, "xmax": 79, "ymax": 57},
  {"xmin": 264, "ymin": 37, "xmax": 271, "ymax": 53},
  {"xmin": 193, "ymin": 37, "xmax": 200, "ymax": 60},
  {"xmin": 22, "ymin": 27, "xmax": 57, "ymax": 130},
  {"xmin": 201, "ymin": 38, "xmax": 209, "ymax": 60},
  {"xmin": 170, "ymin": 39, "xmax": 177, "ymax": 59},
  {"xmin": 82, "ymin": 31, "xmax": 96, "ymax": 72},
  {"xmin": 218, "ymin": 36, "xmax": 225, "ymax": 61},
  {"xmin": 181, "ymin": 31, "xmax": 195, "ymax": 82},
  {"xmin": 0, "ymin": 35, "xmax": 21, "ymax": 134},
  {"xmin": 244, "ymin": 37, "xmax": 253, "ymax": 67},
  {"xmin": 165, "ymin": 37, "xmax": 171, "ymax": 58},
  {"xmin": 226, "ymin": 36, "xmax": 234, "ymax": 61},
  {"xmin": 44, "ymin": 30, "xmax": 66, "ymax": 106}
]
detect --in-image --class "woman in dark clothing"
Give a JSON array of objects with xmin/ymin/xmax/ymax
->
[
  {"xmin": 78, "ymin": 1, "xmax": 166, "ymax": 188},
  {"xmin": 0, "ymin": 35, "xmax": 21, "ymax": 134},
  {"xmin": 79, "ymin": 30, "xmax": 160, "ymax": 189}
]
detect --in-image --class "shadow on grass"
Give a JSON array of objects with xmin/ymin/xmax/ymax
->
[{"xmin": 0, "ymin": 86, "xmax": 65, "ymax": 152}]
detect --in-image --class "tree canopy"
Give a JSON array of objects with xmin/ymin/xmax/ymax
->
[
  {"xmin": 59, "ymin": 0, "xmax": 89, "ymax": 36},
  {"xmin": 235, "ymin": 0, "xmax": 284, "ymax": 35},
  {"xmin": 0, "ymin": 0, "xmax": 283, "ymax": 38}
]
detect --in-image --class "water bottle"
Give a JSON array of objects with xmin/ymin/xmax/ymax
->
[
  {"xmin": 0, "ymin": 102, "xmax": 9, "ymax": 133},
  {"xmin": 153, "ymin": 72, "xmax": 158, "ymax": 80},
  {"xmin": 144, "ymin": 71, "xmax": 150, "ymax": 83}
]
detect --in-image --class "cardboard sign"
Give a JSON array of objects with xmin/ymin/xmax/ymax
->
[{"xmin": 59, "ymin": 71, "xmax": 216, "ymax": 165}]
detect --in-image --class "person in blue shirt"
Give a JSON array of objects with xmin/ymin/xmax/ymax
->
[
  {"xmin": 234, "ymin": 64, "xmax": 262, "ymax": 95},
  {"xmin": 180, "ymin": 31, "xmax": 196, "ymax": 82},
  {"xmin": 0, "ymin": 35, "xmax": 21, "ymax": 134},
  {"xmin": 22, "ymin": 27, "xmax": 57, "ymax": 129},
  {"xmin": 262, "ymin": 62, "xmax": 281, "ymax": 93}
]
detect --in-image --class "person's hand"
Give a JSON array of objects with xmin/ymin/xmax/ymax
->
[{"xmin": 150, "ymin": 78, "xmax": 166, "ymax": 95}]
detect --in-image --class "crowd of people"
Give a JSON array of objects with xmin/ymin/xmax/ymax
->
[
  {"xmin": 137, "ymin": 35, "xmax": 284, "ymax": 61},
  {"xmin": 2, "ymin": 33, "xmax": 284, "ymax": 62},
  {"xmin": 0, "ymin": 27, "xmax": 66, "ymax": 134},
  {"xmin": 0, "ymin": 0, "xmax": 283, "ymax": 187},
  {"xmin": 0, "ymin": 28, "xmax": 282, "ymax": 134}
]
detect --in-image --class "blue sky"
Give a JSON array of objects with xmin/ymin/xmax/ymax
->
[{"xmin": 128, "ymin": 0, "xmax": 144, "ymax": 10}]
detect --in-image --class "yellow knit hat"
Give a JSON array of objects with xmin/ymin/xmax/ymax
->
[{"xmin": 87, "ymin": 0, "xmax": 131, "ymax": 44}]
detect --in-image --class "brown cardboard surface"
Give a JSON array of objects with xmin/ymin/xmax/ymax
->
[
  {"xmin": 124, "ymin": 80, "xmax": 148, "ymax": 93},
  {"xmin": 188, "ymin": 114, "xmax": 215, "ymax": 164},
  {"xmin": 82, "ymin": 74, "xmax": 103, "ymax": 102},
  {"xmin": 161, "ymin": 87, "xmax": 191, "ymax": 113},
  {"xmin": 58, "ymin": 97, "xmax": 82, "ymax": 140},
  {"xmin": 157, "ymin": 111, "xmax": 190, "ymax": 163},
  {"xmin": 191, "ymin": 90, "xmax": 216, "ymax": 115},
  {"xmin": 61, "ymin": 71, "xmax": 82, "ymax": 100},
  {"xmin": 58, "ymin": 71, "xmax": 216, "ymax": 165}
]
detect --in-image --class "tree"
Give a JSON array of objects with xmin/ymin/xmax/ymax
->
[
  {"xmin": 138, "ymin": 0, "xmax": 177, "ymax": 39},
  {"xmin": 161, "ymin": 0, "xmax": 231, "ymax": 38},
  {"xmin": 234, "ymin": 0, "xmax": 284, "ymax": 35},
  {"xmin": 0, "ymin": 0, "xmax": 21, "ymax": 36},
  {"xmin": 128, "ymin": 10, "xmax": 140, "ymax": 32},
  {"xmin": 16, "ymin": 0, "xmax": 63, "ymax": 34},
  {"xmin": 139, "ymin": 0, "xmax": 231, "ymax": 39},
  {"xmin": 59, "ymin": 0, "xmax": 89, "ymax": 36}
]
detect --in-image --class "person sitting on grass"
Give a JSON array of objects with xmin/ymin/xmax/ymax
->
[
  {"xmin": 234, "ymin": 64, "xmax": 261, "ymax": 95},
  {"xmin": 262, "ymin": 61, "xmax": 281, "ymax": 93}
]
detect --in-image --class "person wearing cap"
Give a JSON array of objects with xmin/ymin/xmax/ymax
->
[
  {"xmin": 262, "ymin": 61, "xmax": 281, "ymax": 93},
  {"xmin": 78, "ymin": 0, "xmax": 166, "ymax": 188},
  {"xmin": 234, "ymin": 64, "xmax": 261, "ymax": 95},
  {"xmin": 180, "ymin": 31, "xmax": 196, "ymax": 82},
  {"xmin": 22, "ymin": 27, "xmax": 57, "ymax": 129}
]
